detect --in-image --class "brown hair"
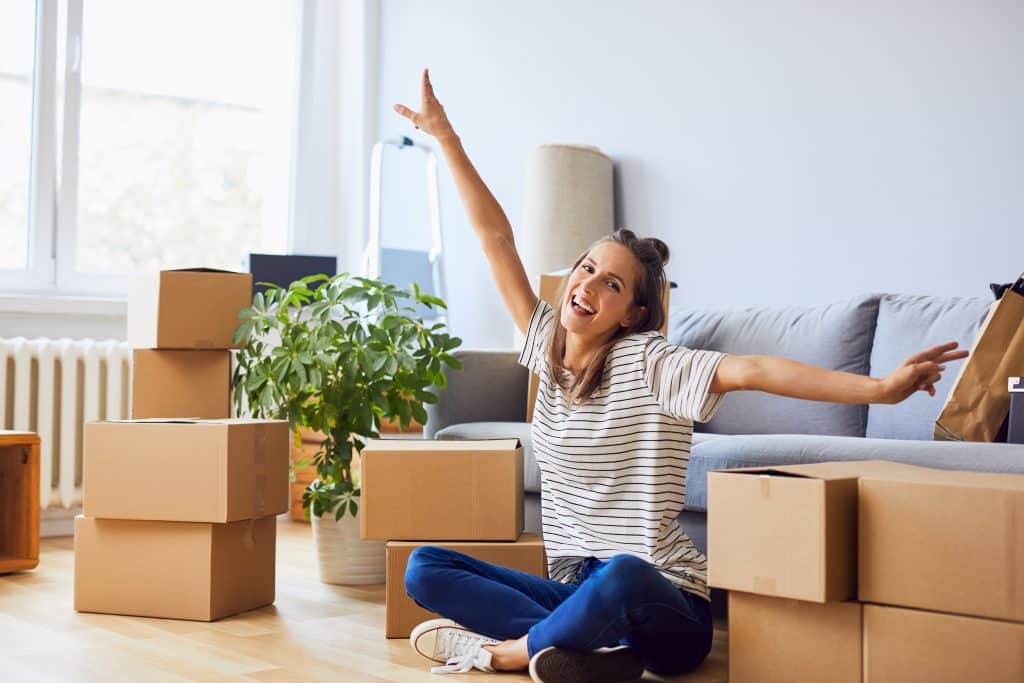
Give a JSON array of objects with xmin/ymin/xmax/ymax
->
[{"xmin": 546, "ymin": 229, "xmax": 670, "ymax": 406}]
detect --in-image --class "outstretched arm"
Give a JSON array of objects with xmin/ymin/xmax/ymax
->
[
  {"xmin": 394, "ymin": 69, "xmax": 538, "ymax": 335},
  {"xmin": 709, "ymin": 342, "xmax": 969, "ymax": 404}
]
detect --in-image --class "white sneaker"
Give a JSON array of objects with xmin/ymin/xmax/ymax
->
[{"xmin": 409, "ymin": 618, "xmax": 499, "ymax": 674}]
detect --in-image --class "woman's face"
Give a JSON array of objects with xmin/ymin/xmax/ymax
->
[{"xmin": 560, "ymin": 241, "xmax": 645, "ymax": 342}]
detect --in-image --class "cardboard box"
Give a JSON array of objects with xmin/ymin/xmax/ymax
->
[
  {"xmin": 74, "ymin": 515, "xmax": 276, "ymax": 621},
  {"xmin": 526, "ymin": 270, "xmax": 670, "ymax": 422},
  {"xmin": 708, "ymin": 462, "xmax": 858, "ymax": 602},
  {"xmin": 128, "ymin": 268, "xmax": 253, "ymax": 349},
  {"xmin": 132, "ymin": 349, "xmax": 232, "ymax": 419},
  {"xmin": 360, "ymin": 439, "xmax": 523, "ymax": 541},
  {"xmin": 729, "ymin": 592, "xmax": 861, "ymax": 683},
  {"xmin": 859, "ymin": 464, "xmax": 1024, "ymax": 622},
  {"xmin": 83, "ymin": 419, "xmax": 289, "ymax": 523},
  {"xmin": 385, "ymin": 534, "xmax": 546, "ymax": 637},
  {"xmin": 708, "ymin": 460, "xmax": 914, "ymax": 602},
  {"xmin": 863, "ymin": 604, "xmax": 1024, "ymax": 682}
]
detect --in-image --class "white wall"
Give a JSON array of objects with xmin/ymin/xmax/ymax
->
[{"xmin": 377, "ymin": 0, "xmax": 1024, "ymax": 349}]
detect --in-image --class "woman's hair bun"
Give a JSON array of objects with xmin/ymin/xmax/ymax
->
[
  {"xmin": 646, "ymin": 237, "xmax": 670, "ymax": 266},
  {"xmin": 608, "ymin": 228, "xmax": 669, "ymax": 267}
]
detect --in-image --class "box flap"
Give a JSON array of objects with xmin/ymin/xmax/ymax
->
[
  {"xmin": 362, "ymin": 438, "xmax": 522, "ymax": 453},
  {"xmin": 715, "ymin": 459, "xmax": 903, "ymax": 481},
  {"xmin": 103, "ymin": 418, "xmax": 205, "ymax": 424},
  {"xmin": 386, "ymin": 533, "xmax": 542, "ymax": 549},
  {"xmin": 97, "ymin": 418, "xmax": 283, "ymax": 426},
  {"xmin": 859, "ymin": 463, "xmax": 1024, "ymax": 492},
  {"xmin": 165, "ymin": 267, "xmax": 247, "ymax": 274}
]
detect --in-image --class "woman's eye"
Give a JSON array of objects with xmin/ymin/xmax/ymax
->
[
  {"xmin": 582, "ymin": 264, "xmax": 593, "ymax": 273},
  {"xmin": 608, "ymin": 282, "xmax": 620, "ymax": 291}
]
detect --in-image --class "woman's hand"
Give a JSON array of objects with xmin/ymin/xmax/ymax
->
[
  {"xmin": 876, "ymin": 341, "xmax": 970, "ymax": 404},
  {"xmin": 393, "ymin": 69, "xmax": 457, "ymax": 142}
]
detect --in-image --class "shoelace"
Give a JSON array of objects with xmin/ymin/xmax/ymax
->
[
  {"xmin": 429, "ymin": 630, "xmax": 494, "ymax": 675},
  {"xmin": 430, "ymin": 651, "xmax": 479, "ymax": 674}
]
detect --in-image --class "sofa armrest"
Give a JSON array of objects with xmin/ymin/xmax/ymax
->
[{"xmin": 424, "ymin": 349, "xmax": 529, "ymax": 438}]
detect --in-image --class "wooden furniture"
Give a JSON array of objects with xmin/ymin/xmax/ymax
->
[
  {"xmin": 0, "ymin": 431, "xmax": 40, "ymax": 573},
  {"xmin": 289, "ymin": 429, "xmax": 321, "ymax": 522}
]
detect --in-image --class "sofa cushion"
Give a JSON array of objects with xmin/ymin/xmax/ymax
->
[
  {"xmin": 435, "ymin": 422, "xmax": 539, "ymax": 492},
  {"xmin": 668, "ymin": 295, "xmax": 881, "ymax": 437},
  {"xmin": 683, "ymin": 433, "xmax": 1024, "ymax": 512},
  {"xmin": 865, "ymin": 294, "xmax": 993, "ymax": 441}
]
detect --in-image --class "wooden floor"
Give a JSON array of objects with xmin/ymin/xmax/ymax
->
[{"xmin": 0, "ymin": 519, "xmax": 728, "ymax": 682}]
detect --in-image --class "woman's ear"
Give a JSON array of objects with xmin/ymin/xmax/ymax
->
[{"xmin": 621, "ymin": 305, "xmax": 648, "ymax": 328}]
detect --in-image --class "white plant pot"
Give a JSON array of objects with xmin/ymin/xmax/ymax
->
[{"xmin": 311, "ymin": 502, "xmax": 386, "ymax": 585}]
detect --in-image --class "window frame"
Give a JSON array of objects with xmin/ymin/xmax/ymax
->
[
  {"xmin": 0, "ymin": 0, "xmax": 303, "ymax": 298},
  {"xmin": 0, "ymin": 0, "xmax": 57, "ymax": 292}
]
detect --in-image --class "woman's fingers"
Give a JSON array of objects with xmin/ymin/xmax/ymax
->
[
  {"xmin": 393, "ymin": 103, "xmax": 419, "ymax": 125},
  {"xmin": 938, "ymin": 349, "xmax": 970, "ymax": 363},
  {"xmin": 396, "ymin": 70, "xmax": 452, "ymax": 138},
  {"xmin": 906, "ymin": 341, "xmax": 957, "ymax": 365},
  {"xmin": 904, "ymin": 342, "xmax": 970, "ymax": 369},
  {"xmin": 422, "ymin": 68, "xmax": 437, "ymax": 103}
]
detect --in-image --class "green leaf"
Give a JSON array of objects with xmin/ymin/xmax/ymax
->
[
  {"xmin": 358, "ymin": 351, "xmax": 375, "ymax": 375},
  {"xmin": 232, "ymin": 320, "xmax": 253, "ymax": 345},
  {"xmin": 420, "ymin": 295, "xmax": 447, "ymax": 309},
  {"xmin": 441, "ymin": 354, "xmax": 463, "ymax": 370},
  {"xmin": 301, "ymin": 273, "xmax": 330, "ymax": 285},
  {"xmin": 259, "ymin": 384, "xmax": 275, "ymax": 412}
]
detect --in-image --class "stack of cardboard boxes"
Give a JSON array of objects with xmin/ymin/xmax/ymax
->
[
  {"xmin": 359, "ymin": 439, "xmax": 547, "ymax": 637},
  {"xmin": 709, "ymin": 460, "xmax": 1024, "ymax": 682},
  {"xmin": 74, "ymin": 268, "xmax": 291, "ymax": 621}
]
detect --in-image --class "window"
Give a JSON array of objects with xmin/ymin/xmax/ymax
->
[
  {"xmin": 0, "ymin": 0, "xmax": 299, "ymax": 295},
  {"xmin": 0, "ymin": 2, "xmax": 36, "ymax": 272}
]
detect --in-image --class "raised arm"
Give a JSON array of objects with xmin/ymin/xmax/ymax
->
[
  {"xmin": 394, "ymin": 69, "xmax": 538, "ymax": 335},
  {"xmin": 709, "ymin": 341, "xmax": 970, "ymax": 404}
]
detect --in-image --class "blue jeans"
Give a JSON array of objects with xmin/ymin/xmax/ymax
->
[{"xmin": 404, "ymin": 547, "xmax": 713, "ymax": 676}]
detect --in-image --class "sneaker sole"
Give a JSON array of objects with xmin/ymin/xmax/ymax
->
[
  {"xmin": 529, "ymin": 645, "xmax": 644, "ymax": 683},
  {"xmin": 409, "ymin": 618, "xmax": 462, "ymax": 663}
]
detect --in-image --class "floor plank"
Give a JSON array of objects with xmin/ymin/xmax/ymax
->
[{"xmin": 0, "ymin": 519, "xmax": 727, "ymax": 682}]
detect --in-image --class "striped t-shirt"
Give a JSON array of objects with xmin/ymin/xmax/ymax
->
[{"xmin": 518, "ymin": 299, "xmax": 727, "ymax": 600}]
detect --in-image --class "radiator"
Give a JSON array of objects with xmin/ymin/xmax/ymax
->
[{"xmin": 0, "ymin": 337, "xmax": 131, "ymax": 510}]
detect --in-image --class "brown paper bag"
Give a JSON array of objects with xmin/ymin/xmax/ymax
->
[{"xmin": 935, "ymin": 276, "xmax": 1024, "ymax": 442}]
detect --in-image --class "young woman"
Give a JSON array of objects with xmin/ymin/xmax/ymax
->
[{"xmin": 393, "ymin": 70, "xmax": 967, "ymax": 683}]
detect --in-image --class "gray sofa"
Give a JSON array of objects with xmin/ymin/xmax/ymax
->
[{"xmin": 424, "ymin": 293, "xmax": 1024, "ymax": 570}]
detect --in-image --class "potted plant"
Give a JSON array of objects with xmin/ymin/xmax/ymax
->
[{"xmin": 232, "ymin": 274, "xmax": 461, "ymax": 584}]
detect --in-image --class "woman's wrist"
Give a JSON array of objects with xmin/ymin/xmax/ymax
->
[
  {"xmin": 867, "ymin": 376, "xmax": 889, "ymax": 404},
  {"xmin": 437, "ymin": 130, "xmax": 461, "ymax": 148}
]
